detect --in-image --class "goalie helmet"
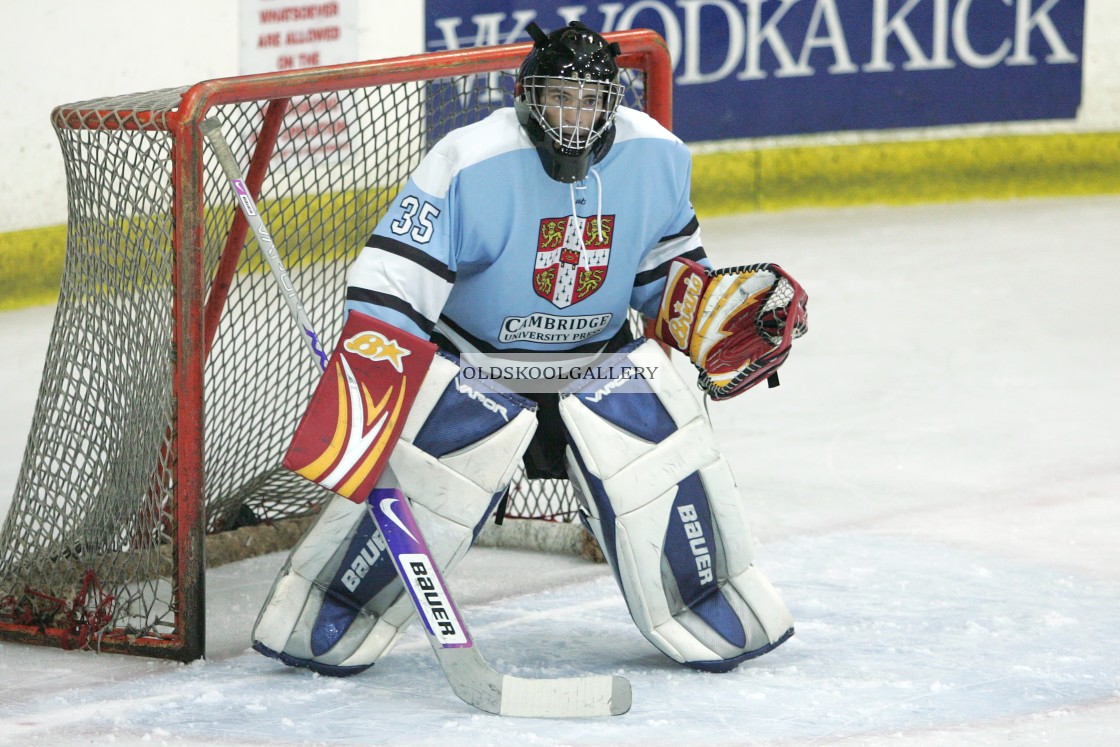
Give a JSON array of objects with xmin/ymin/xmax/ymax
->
[{"xmin": 515, "ymin": 21, "xmax": 625, "ymax": 183}]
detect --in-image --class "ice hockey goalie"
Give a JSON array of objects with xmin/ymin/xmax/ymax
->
[{"xmin": 252, "ymin": 19, "xmax": 807, "ymax": 677}]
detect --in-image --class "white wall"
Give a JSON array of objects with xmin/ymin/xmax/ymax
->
[
  {"xmin": 1, "ymin": 1, "xmax": 1115, "ymax": 234},
  {"xmin": 7, "ymin": 2, "xmax": 230, "ymax": 234},
  {"xmin": 1081, "ymin": 0, "xmax": 1120, "ymax": 127},
  {"xmin": 1, "ymin": 1, "xmax": 425, "ymax": 234}
]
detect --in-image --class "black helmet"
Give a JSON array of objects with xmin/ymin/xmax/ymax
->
[{"xmin": 515, "ymin": 21, "xmax": 625, "ymax": 183}]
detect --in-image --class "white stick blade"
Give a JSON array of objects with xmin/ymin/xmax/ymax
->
[{"xmin": 499, "ymin": 673, "xmax": 632, "ymax": 718}]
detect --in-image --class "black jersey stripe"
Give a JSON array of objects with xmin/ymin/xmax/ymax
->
[
  {"xmin": 365, "ymin": 234, "xmax": 456, "ymax": 282},
  {"xmin": 657, "ymin": 214, "xmax": 700, "ymax": 244},
  {"xmin": 346, "ymin": 288, "xmax": 436, "ymax": 335},
  {"xmin": 634, "ymin": 246, "xmax": 708, "ymax": 287}
]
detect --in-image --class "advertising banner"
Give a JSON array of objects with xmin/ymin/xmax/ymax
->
[
  {"xmin": 424, "ymin": 0, "xmax": 1085, "ymax": 143},
  {"xmin": 240, "ymin": 0, "xmax": 358, "ymax": 74},
  {"xmin": 239, "ymin": 1, "xmax": 361, "ymax": 164}
]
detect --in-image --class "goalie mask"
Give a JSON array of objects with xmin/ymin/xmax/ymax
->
[{"xmin": 515, "ymin": 21, "xmax": 625, "ymax": 183}]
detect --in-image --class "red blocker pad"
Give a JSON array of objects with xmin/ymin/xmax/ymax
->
[{"xmin": 283, "ymin": 311, "xmax": 437, "ymax": 502}]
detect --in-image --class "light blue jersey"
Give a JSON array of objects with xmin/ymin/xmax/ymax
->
[{"xmin": 346, "ymin": 106, "xmax": 708, "ymax": 353}]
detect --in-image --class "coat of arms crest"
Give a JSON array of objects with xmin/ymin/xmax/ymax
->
[{"xmin": 533, "ymin": 215, "xmax": 614, "ymax": 308}]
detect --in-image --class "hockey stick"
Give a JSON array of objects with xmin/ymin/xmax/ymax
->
[
  {"xmin": 369, "ymin": 474, "xmax": 629, "ymax": 717},
  {"xmin": 198, "ymin": 119, "xmax": 329, "ymax": 372},
  {"xmin": 200, "ymin": 118, "xmax": 631, "ymax": 717}
]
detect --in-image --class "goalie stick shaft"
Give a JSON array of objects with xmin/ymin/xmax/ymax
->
[
  {"xmin": 200, "ymin": 118, "xmax": 329, "ymax": 372},
  {"xmin": 200, "ymin": 118, "xmax": 631, "ymax": 718}
]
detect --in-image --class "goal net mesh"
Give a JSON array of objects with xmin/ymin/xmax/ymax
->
[{"xmin": 0, "ymin": 44, "xmax": 663, "ymax": 659}]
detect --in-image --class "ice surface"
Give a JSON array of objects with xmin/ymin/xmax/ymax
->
[{"xmin": 2, "ymin": 196, "xmax": 1118, "ymax": 746}]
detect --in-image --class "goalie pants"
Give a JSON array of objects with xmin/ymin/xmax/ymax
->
[{"xmin": 431, "ymin": 320, "xmax": 638, "ymax": 482}]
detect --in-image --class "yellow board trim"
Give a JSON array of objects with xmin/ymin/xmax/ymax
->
[
  {"xmin": 0, "ymin": 225, "xmax": 68, "ymax": 310},
  {"xmin": 3, "ymin": 131, "xmax": 1118, "ymax": 311},
  {"xmin": 691, "ymin": 131, "xmax": 1120, "ymax": 216}
]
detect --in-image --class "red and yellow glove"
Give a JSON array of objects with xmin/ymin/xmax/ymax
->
[{"xmin": 651, "ymin": 258, "xmax": 808, "ymax": 400}]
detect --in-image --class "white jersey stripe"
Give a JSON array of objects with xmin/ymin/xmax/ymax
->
[
  {"xmin": 347, "ymin": 247, "xmax": 453, "ymax": 324},
  {"xmin": 636, "ymin": 231, "xmax": 704, "ymax": 275}
]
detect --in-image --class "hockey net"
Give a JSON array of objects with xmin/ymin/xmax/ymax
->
[{"xmin": 0, "ymin": 32, "xmax": 671, "ymax": 661}]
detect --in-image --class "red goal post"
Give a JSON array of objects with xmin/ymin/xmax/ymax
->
[{"xmin": 0, "ymin": 31, "xmax": 672, "ymax": 662}]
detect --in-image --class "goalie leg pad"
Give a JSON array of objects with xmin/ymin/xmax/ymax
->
[
  {"xmin": 253, "ymin": 352, "xmax": 538, "ymax": 675},
  {"xmin": 560, "ymin": 339, "xmax": 794, "ymax": 671}
]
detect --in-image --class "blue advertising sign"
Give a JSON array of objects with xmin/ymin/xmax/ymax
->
[{"xmin": 424, "ymin": 0, "xmax": 1085, "ymax": 143}]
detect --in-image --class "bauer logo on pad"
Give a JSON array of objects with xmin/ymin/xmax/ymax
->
[{"xmin": 283, "ymin": 311, "xmax": 436, "ymax": 502}]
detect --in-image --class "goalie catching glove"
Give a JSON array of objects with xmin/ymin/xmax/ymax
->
[{"xmin": 652, "ymin": 258, "xmax": 808, "ymax": 399}]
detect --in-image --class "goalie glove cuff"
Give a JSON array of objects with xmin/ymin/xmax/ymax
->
[{"xmin": 652, "ymin": 257, "xmax": 710, "ymax": 356}]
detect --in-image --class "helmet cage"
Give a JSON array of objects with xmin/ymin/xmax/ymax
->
[
  {"xmin": 520, "ymin": 74, "xmax": 625, "ymax": 155},
  {"xmin": 515, "ymin": 21, "xmax": 625, "ymax": 182}
]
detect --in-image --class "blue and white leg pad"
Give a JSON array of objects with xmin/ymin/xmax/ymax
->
[
  {"xmin": 559, "ymin": 339, "xmax": 794, "ymax": 672},
  {"xmin": 252, "ymin": 351, "xmax": 537, "ymax": 676}
]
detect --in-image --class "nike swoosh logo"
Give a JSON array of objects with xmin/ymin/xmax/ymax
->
[{"xmin": 379, "ymin": 497, "xmax": 418, "ymax": 544}]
